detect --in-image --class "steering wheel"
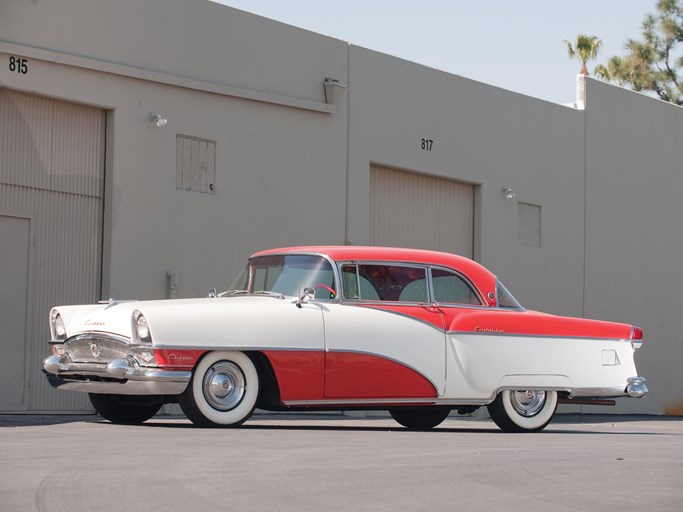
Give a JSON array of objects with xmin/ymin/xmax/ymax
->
[{"xmin": 313, "ymin": 284, "xmax": 336, "ymax": 298}]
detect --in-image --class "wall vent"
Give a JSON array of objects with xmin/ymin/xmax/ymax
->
[
  {"xmin": 176, "ymin": 134, "xmax": 216, "ymax": 194},
  {"xmin": 518, "ymin": 202, "xmax": 541, "ymax": 247}
]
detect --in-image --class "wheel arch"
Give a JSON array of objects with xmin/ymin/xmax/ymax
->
[
  {"xmin": 245, "ymin": 351, "xmax": 283, "ymax": 411},
  {"xmin": 185, "ymin": 349, "xmax": 282, "ymax": 411}
]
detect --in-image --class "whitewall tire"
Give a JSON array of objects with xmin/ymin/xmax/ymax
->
[
  {"xmin": 487, "ymin": 390, "xmax": 558, "ymax": 433},
  {"xmin": 179, "ymin": 351, "xmax": 259, "ymax": 427}
]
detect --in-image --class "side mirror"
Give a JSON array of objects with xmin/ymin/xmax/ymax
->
[
  {"xmin": 303, "ymin": 287, "xmax": 315, "ymax": 301},
  {"xmin": 295, "ymin": 287, "xmax": 316, "ymax": 308}
]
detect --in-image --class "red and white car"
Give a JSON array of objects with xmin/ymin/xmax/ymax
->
[{"xmin": 43, "ymin": 246, "xmax": 647, "ymax": 432}]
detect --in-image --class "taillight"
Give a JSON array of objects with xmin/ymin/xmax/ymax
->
[{"xmin": 631, "ymin": 325, "xmax": 644, "ymax": 350}]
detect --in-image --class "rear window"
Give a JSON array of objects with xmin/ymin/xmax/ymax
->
[
  {"xmin": 496, "ymin": 280, "xmax": 523, "ymax": 309},
  {"xmin": 431, "ymin": 269, "xmax": 481, "ymax": 305}
]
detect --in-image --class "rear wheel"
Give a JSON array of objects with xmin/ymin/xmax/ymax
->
[
  {"xmin": 178, "ymin": 351, "xmax": 259, "ymax": 427},
  {"xmin": 88, "ymin": 393, "xmax": 162, "ymax": 424},
  {"xmin": 389, "ymin": 407, "xmax": 451, "ymax": 429},
  {"xmin": 487, "ymin": 390, "xmax": 558, "ymax": 433}
]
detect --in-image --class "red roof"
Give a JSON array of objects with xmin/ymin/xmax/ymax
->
[{"xmin": 252, "ymin": 246, "xmax": 497, "ymax": 303}]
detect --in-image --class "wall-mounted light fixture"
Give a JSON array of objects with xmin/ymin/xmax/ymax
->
[
  {"xmin": 502, "ymin": 186, "xmax": 516, "ymax": 200},
  {"xmin": 323, "ymin": 77, "xmax": 347, "ymax": 106},
  {"xmin": 150, "ymin": 113, "xmax": 168, "ymax": 127}
]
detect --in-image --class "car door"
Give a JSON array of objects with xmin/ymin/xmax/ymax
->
[{"xmin": 322, "ymin": 263, "xmax": 447, "ymax": 400}]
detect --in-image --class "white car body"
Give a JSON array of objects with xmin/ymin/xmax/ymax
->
[{"xmin": 43, "ymin": 246, "xmax": 647, "ymax": 432}]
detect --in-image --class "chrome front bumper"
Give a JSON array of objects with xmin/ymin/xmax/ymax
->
[{"xmin": 42, "ymin": 354, "xmax": 191, "ymax": 395}]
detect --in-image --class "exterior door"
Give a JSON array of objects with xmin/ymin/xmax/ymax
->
[
  {"xmin": 0, "ymin": 88, "xmax": 105, "ymax": 412},
  {"xmin": 0, "ymin": 214, "xmax": 30, "ymax": 409},
  {"xmin": 370, "ymin": 165, "xmax": 474, "ymax": 257}
]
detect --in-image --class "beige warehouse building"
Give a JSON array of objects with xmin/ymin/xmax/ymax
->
[{"xmin": 0, "ymin": 0, "xmax": 681, "ymax": 416}]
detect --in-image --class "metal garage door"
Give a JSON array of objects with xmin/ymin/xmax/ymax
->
[
  {"xmin": 370, "ymin": 165, "xmax": 474, "ymax": 257},
  {"xmin": 0, "ymin": 88, "xmax": 105, "ymax": 412}
]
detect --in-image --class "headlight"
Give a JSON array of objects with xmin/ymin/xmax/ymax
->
[
  {"xmin": 132, "ymin": 310, "xmax": 152, "ymax": 344},
  {"xmin": 50, "ymin": 309, "xmax": 67, "ymax": 341}
]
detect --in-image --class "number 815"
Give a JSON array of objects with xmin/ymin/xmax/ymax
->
[{"xmin": 9, "ymin": 56, "xmax": 28, "ymax": 75}]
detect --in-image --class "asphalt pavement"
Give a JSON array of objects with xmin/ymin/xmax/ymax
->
[{"xmin": 1, "ymin": 413, "xmax": 681, "ymax": 512}]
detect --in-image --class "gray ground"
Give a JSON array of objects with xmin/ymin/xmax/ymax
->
[{"xmin": 1, "ymin": 413, "xmax": 681, "ymax": 512}]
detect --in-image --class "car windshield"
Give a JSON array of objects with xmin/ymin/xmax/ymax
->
[{"xmin": 227, "ymin": 254, "xmax": 337, "ymax": 300}]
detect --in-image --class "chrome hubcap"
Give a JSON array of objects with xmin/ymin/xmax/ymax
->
[
  {"xmin": 202, "ymin": 361, "xmax": 246, "ymax": 411},
  {"xmin": 509, "ymin": 390, "xmax": 546, "ymax": 417}
]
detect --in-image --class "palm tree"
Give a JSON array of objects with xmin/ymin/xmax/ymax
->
[{"xmin": 564, "ymin": 34, "xmax": 603, "ymax": 76}]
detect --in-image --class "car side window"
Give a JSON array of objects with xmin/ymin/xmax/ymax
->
[
  {"xmin": 431, "ymin": 268, "xmax": 481, "ymax": 305},
  {"xmin": 342, "ymin": 265, "xmax": 380, "ymax": 300},
  {"xmin": 341, "ymin": 264, "xmax": 427, "ymax": 302}
]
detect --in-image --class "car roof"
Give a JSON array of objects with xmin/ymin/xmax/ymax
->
[{"xmin": 252, "ymin": 246, "xmax": 498, "ymax": 302}]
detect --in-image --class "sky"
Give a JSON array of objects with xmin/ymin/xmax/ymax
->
[{"xmin": 215, "ymin": 0, "xmax": 655, "ymax": 105}]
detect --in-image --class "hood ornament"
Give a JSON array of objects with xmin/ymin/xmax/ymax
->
[{"xmin": 90, "ymin": 342, "xmax": 101, "ymax": 359}]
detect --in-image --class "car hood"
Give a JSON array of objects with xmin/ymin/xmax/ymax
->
[{"xmin": 56, "ymin": 296, "xmax": 324, "ymax": 349}]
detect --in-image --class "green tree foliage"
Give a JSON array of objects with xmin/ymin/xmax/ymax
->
[
  {"xmin": 595, "ymin": 0, "xmax": 683, "ymax": 105},
  {"xmin": 564, "ymin": 34, "xmax": 603, "ymax": 76}
]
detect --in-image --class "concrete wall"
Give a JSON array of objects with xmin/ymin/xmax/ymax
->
[
  {"xmin": 1, "ymin": 0, "xmax": 344, "ymax": 103},
  {"xmin": 347, "ymin": 47, "xmax": 587, "ymax": 318},
  {"xmin": 1, "ymin": 0, "xmax": 349, "ymax": 300},
  {"xmin": 585, "ymin": 79, "xmax": 683, "ymax": 415}
]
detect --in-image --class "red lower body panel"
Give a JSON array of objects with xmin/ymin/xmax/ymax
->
[
  {"xmin": 263, "ymin": 350, "xmax": 437, "ymax": 403},
  {"xmin": 324, "ymin": 351, "xmax": 437, "ymax": 399},
  {"xmin": 262, "ymin": 350, "xmax": 325, "ymax": 402},
  {"xmin": 154, "ymin": 349, "xmax": 206, "ymax": 370}
]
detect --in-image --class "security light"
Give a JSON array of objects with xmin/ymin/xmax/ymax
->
[{"xmin": 150, "ymin": 113, "xmax": 168, "ymax": 127}]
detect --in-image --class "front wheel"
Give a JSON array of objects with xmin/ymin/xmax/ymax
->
[
  {"xmin": 89, "ymin": 393, "xmax": 162, "ymax": 424},
  {"xmin": 389, "ymin": 407, "xmax": 451, "ymax": 430},
  {"xmin": 487, "ymin": 390, "xmax": 558, "ymax": 433},
  {"xmin": 178, "ymin": 351, "xmax": 259, "ymax": 427}
]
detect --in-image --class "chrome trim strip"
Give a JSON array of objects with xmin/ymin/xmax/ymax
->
[
  {"xmin": 282, "ymin": 382, "xmax": 639, "ymax": 408},
  {"xmin": 66, "ymin": 332, "xmax": 133, "ymax": 345},
  {"xmin": 152, "ymin": 345, "xmax": 324, "ymax": 352},
  {"xmin": 283, "ymin": 398, "xmax": 443, "ymax": 407},
  {"xmin": 338, "ymin": 298, "xmax": 520, "ymax": 313},
  {"xmin": 335, "ymin": 303, "xmax": 447, "ymax": 333},
  {"xmin": 449, "ymin": 331, "xmax": 634, "ymax": 343}
]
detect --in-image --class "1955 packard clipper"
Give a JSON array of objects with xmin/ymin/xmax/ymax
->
[{"xmin": 42, "ymin": 246, "xmax": 647, "ymax": 432}]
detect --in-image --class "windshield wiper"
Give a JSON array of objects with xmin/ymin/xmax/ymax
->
[
  {"xmin": 213, "ymin": 290, "xmax": 248, "ymax": 298},
  {"xmin": 213, "ymin": 290, "xmax": 284, "ymax": 299},
  {"xmin": 253, "ymin": 290, "xmax": 285, "ymax": 299}
]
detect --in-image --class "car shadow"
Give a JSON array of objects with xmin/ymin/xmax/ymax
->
[
  {"xmin": 0, "ymin": 414, "xmax": 98, "ymax": 428},
  {"xmin": 2, "ymin": 413, "xmax": 679, "ymax": 436},
  {"xmin": 134, "ymin": 415, "xmax": 679, "ymax": 436}
]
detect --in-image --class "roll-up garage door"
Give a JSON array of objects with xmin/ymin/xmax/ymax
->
[
  {"xmin": 0, "ymin": 88, "xmax": 105, "ymax": 412},
  {"xmin": 369, "ymin": 165, "xmax": 474, "ymax": 258}
]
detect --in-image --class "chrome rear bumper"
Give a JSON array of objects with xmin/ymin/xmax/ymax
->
[
  {"xmin": 42, "ymin": 354, "xmax": 191, "ymax": 395},
  {"xmin": 626, "ymin": 376, "xmax": 648, "ymax": 398}
]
